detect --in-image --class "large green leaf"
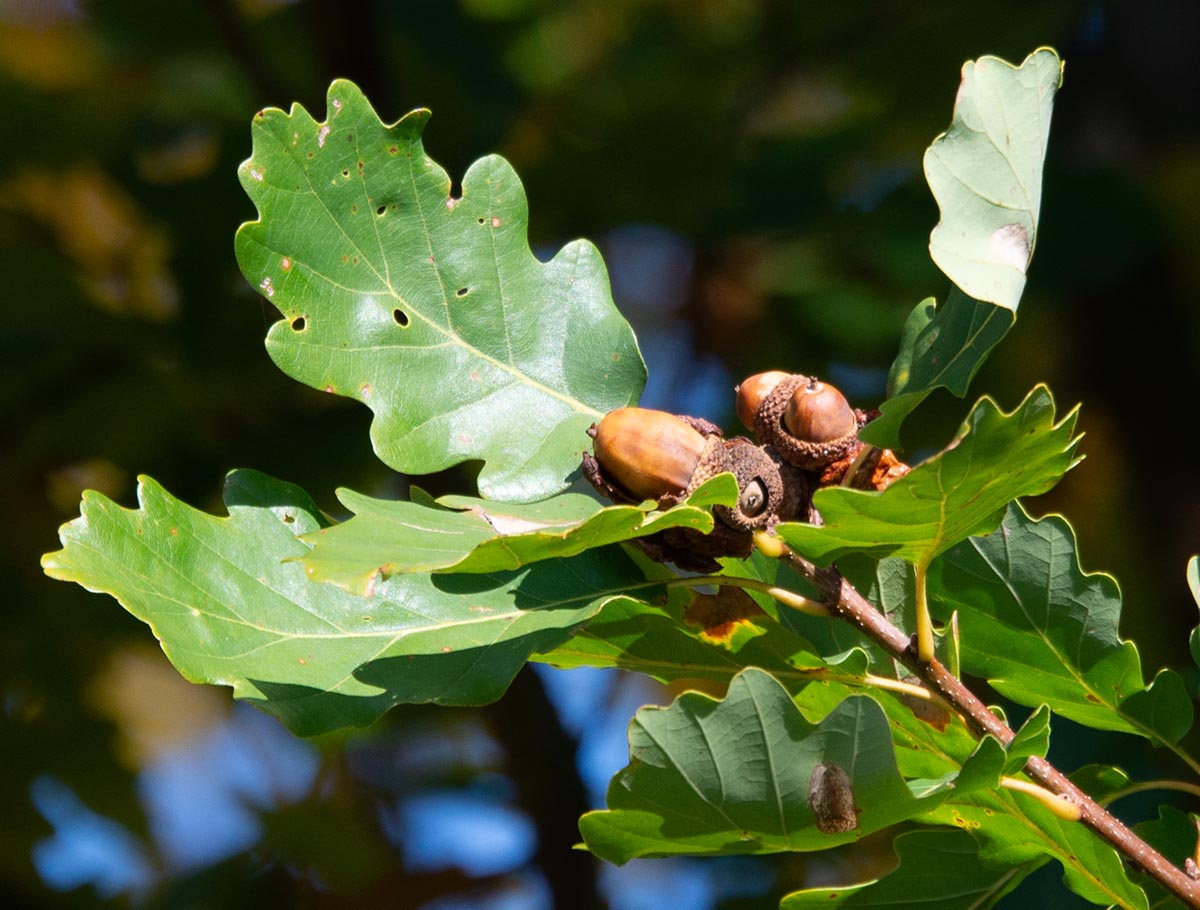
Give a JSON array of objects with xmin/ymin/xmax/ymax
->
[
  {"xmin": 235, "ymin": 80, "xmax": 645, "ymax": 502},
  {"xmin": 930, "ymin": 504, "xmax": 1194, "ymax": 744},
  {"xmin": 779, "ymin": 829, "xmax": 1035, "ymax": 909},
  {"xmin": 926, "ymin": 48, "xmax": 1061, "ymax": 309},
  {"xmin": 775, "ymin": 385, "xmax": 1080, "ymax": 567},
  {"xmin": 300, "ymin": 475, "xmax": 739, "ymax": 594},
  {"xmin": 41, "ymin": 470, "xmax": 657, "ymax": 736},
  {"xmin": 862, "ymin": 49, "xmax": 1061, "ymax": 450},
  {"xmin": 579, "ymin": 669, "xmax": 981, "ymax": 865}
]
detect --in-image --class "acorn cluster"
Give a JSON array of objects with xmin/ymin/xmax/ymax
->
[{"xmin": 581, "ymin": 372, "xmax": 909, "ymax": 571}]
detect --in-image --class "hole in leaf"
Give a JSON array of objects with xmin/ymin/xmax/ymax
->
[
  {"xmin": 376, "ymin": 204, "xmax": 387, "ymax": 216},
  {"xmin": 291, "ymin": 316, "xmax": 307, "ymax": 331},
  {"xmin": 456, "ymin": 287, "xmax": 468, "ymax": 297},
  {"xmin": 341, "ymin": 169, "xmax": 350, "ymax": 178},
  {"xmin": 393, "ymin": 309, "xmax": 409, "ymax": 327},
  {"xmin": 477, "ymin": 217, "xmax": 485, "ymax": 224}
]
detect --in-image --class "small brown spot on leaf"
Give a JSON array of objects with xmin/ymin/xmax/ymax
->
[
  {"xmin": 280, "ymin": 256, "xmax": 292, "ymax": 271},
  {"xmin": 389, "ymin": 146, "xmax": 398, "ymax": 155},
  {"xmin": 441, "ymin": 646, "xmax": 452, "ymax": 653},
  {"xmin": 298, "ymin": 657, "xmax": 307, "ymax": 665},
  {"xmin": 317, "ymin": 125, "xmax": 330, "ymax": 147},
  {"xmin": 491, "ymin": 217, "xmax": 501, "ymax": 227},
  {"xmin": 324, "ymin": 385, "xmax": 334, "ymax": 393},
  {"xmin": 282, "ymin": 513, "xmax": 294, "ymax": 524},
  {"xmin": 682, "ymin": 588, "xmax": 766, "ymax": 643},
  {"xmin": 360, "ymin": 383, "xmax": 371, "ymax": 398},
  {"xmin": 170, "ymin": 527, "xmax": 178, "ymax": 536}
]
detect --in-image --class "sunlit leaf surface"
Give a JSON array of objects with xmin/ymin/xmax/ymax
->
[
  {"xmin": 932, "ymin": 504, "xmax": 1194, "ymax": 743},
  {"xmin": 42, "ymin": 470, "xmax": 655, "ymax": 735},
  {"xmin": 300, "ymin": 475, "xmax": 739, "ymax": 593},
  {"xmin": 236, "ymin": 80, "xmax": 645, "ymax": 502},
  {"xmin": 776, "ymin": 386, "xmax": 1080, "ymax": 566}
]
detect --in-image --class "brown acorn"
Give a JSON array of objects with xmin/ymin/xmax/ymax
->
[
  {"xmin": 750, "ymin": 374, "xmax": 862, "ymax": 471},
  {"xmin": 735, "ymin": 370, "xmax": 789, "ymax": 432},
  {"xmin": 784, "ymin": 379, "xmax": 857, "ymax": 444},
  {"xmin": 589, "ymin": 407, "xmax": 719, "ymax": 502},
  {"xmin": 583, "ymin": 408, "xmax": 799, "ymax": 532}
]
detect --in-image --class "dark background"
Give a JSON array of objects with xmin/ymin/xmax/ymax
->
[{"xmin": 3, "ymin": 1, "xmax": 1198, "ymax": 907}]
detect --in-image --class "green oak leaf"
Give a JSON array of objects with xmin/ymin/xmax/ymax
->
[
  {"xmin": 300, "ymin": 474, "xmax": 739, "ymax": 594},
  {"xmin": 775, "ymin": 385, "xmax": 1080, "ymax": 567},
  {"xmin": 919, "ymin": 790, "xmax": 1147, "ymax": 909},
  {"xmin": 579, "ymin": 670, "xmax": 970, "ymax": 865},
  {"xmin": 780, "ymin": 829, "xmax": 1034, "ymax": 910},
  {"xmin": 863, "ymin": 49, "xmax": 1061, "ymax": 450},
  {"xmin": 235, "ymin": 80, "xmax": 645, "ymax": 502},
  {"xmin": 41, "ymin": 470, "xmax": 657, "ymax": 736},
  {"xmin": 1005, "ymin": 705, "xmax": 1051, "ymax": 775},
  {"xmin": 926, "ymin": 48, "xmax": 1061, "ymax": 309},
  {"xmin": 930, "ymin": 504, "xmax": 1194, "ymax": 744},
  {"xmin": 859, "ymin": 291, "xmax": 1014, "ymax": 448}
]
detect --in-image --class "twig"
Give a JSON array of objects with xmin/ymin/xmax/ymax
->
[{"xmin": 771, "ymin": 542, "xmax": 1200, "ymax": 909}]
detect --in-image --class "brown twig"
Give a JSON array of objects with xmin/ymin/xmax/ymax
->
[{"xmin": 774, "ymin": 544, "xmax": 1200, "ymax": 909}]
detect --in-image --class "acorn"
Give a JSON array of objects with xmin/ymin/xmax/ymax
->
[
  {"xmin": 585, "ymin": 407, "xmax": 729, "ymax": 506},
  {"xmin": 749, "ymin": 373, "xmax": 862, "ymax": 471},
  {"xmin": 583, "ymin": 408, "xmax": 794, "ymax": 531},
  {"xmin": 735, "ymin": 370, "xmax": 789, "ymax": 432},
  {"xmin": 784, "ymin": 378, "xmax": 857, "ymax": 444}
]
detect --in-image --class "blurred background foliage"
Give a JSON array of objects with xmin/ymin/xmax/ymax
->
[{"xmin": 3, "ymin": 0, "xmax": 1199, "ymax": 907}]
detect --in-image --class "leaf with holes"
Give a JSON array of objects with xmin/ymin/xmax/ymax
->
[
  {"xmin": 236, "ymin": 80, "xmax": 645, "ymax": 502},
  {"xmin": 41, "ymin": 470, "xmax": 658, "ymax": 736}
]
